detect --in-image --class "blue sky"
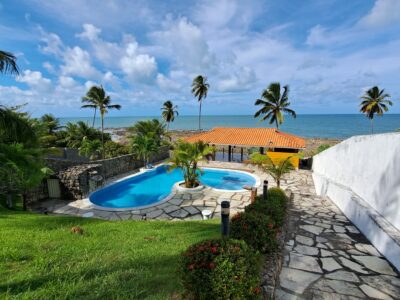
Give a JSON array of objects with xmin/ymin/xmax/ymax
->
[{"xmin": 1, "ymin": 0, "xmax": 400, "ymax": 117}]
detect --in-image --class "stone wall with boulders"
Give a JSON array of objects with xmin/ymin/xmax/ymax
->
[
  {"xmin": 58, "ymin": 164, "xmax": 102, "ymax": 200},
  {"xmin": 27, "ymin": 146, "xmax": 170, "ymax": 204}
]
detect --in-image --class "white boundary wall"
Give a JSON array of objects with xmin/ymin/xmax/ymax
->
[{"xmin": 312, "ymin": 133, "xmax": 400, "ymax": 270}]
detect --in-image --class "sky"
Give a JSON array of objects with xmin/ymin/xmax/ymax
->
[{"xmin": 0, "ymin": 0, "xmax": 400, "ymax": 117}]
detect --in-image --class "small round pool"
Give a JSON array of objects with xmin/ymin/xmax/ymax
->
[{"xmin": 89, "ymin": 165, "xmax": 258, "ymax": 209}]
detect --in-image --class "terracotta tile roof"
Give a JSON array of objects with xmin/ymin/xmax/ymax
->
[{"xmin": 185, "ymin": 127, "xmax": 306, "ymax": 149}]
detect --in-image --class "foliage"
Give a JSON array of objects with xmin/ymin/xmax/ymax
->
[
  {"xmin": 0, "ymin": 208, "xmax": 220, "ymax": 299},
  {"xmin": 58, "ymin": 121, "xmax": 108, "ymax": 148},
  {"xmin": 250, "ymin": 153, "xmax": 294, "ymax": 187},
  {"xmin": 254, "ymin": 82, "xmax": 296, "ymax": 129},
  {"xmin": 360, "ymin": 86, "xmax": 393, "ymax": 133},
  {"xmin": 315, "ymin": 144, "xmax": 331, "ymax": 154},
  {"xmin": 169, "ymin": 140, "xmax": 213, "ymax": 188},
  {"xmin": 230, "ymin": 211, "xmax": 278, "ymax": 253},
  {"xmin": 129, "ymin": 119, "xmax": 168, "ymax": 147},
  {"xmin": 81, "ymin": 85, "xmax": 121, "ymax": 158},
  {"xmin": 0, "ymin": 106, "xmax": 37, "ymax": 146},
  {"xmin": 131, "ymin": 134, "xmax": 158, "ymax": 166},
  {"xmin": 0, "ymin": 106, "xmax": 49, "ymax": 209},
  {"xmin": 161, "ymin": 100, "xmax": 179, "ymax": 131},
  {"xmin": 103, "ymin": 141, "xmax": 130, "ymax": 158},
  {"xmin": 180, "ymin": 238, "xmax": 261, "ymax": 299},
  {"xmin": 246, "ymin": 188, "xmax": 288, "ymax": 227},
  {"xmin": 191, "ymin": 75, "xmax": 210, "ymax": 131},
  {"xmin": 35, "ymin": 114, "xmax": 63, "ymax": 147},
  {"xmin": 79, "ymin": 138, "xmax": 102, "ymax": 160},
  {"xmin": 0, "ymin": 49, "xmax": 19, "ymax": 75}
]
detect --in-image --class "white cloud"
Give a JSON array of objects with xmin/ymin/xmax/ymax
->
[
  {"xmin": 216, "ymin": 67, "xmax": 257, "ymax": 92},
  {"xmin": 58, "ymin": 76, "xmax": 79, "ymax": 88},
  {"xmin": 16, "ymin": 70, "xmax": 52, "ymax": 91},
  {"xmin": 120, "ymin": 42, "xmax": 157, "ymax": 82},
  {"xmin": 156, "ymin": 73, "xmax": 182, "ymax": 92},
  {"xmin": 60, "ymin": 46, "xmax": 100, "ymax": 79},
  {"xmin": 150, "ymin": 17, "xmax": 216, "ymax": 72},
  {"xmin": 358, "ymin": 0, "xmax": 400, "ymax": 28}
]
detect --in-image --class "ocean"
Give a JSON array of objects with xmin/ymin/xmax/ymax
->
[{"xmin": 59, "ymin": 114, "xmax": 400, "ymax": 139}]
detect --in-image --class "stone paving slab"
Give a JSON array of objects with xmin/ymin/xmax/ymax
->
[{"xmin": 275, "ymin": 170, "xmax": 400, "ymax": 300}]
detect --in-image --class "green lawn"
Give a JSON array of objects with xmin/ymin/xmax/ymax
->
[{"xmin": 0, "ymin": 206, "xmax": 220, "ymax": 299}]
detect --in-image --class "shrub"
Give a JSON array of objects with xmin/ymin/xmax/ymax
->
[
  {"xmin": 246, "ymin": 188, "xmax": 288, "ymax": 227},
  {"xmin": 230, "ymin": 211, "xmax": 278, "ymax": 253},
  {"xmin": 315, "ymin": 144, "xmax": 330, "ymax": 154},
  {"xmin": 180, "ymin": 238, "xmax": 262, "ymax": 299}
]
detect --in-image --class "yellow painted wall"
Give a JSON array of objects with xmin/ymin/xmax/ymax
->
[{"xmin": 267, "ymin": 151, "xmax": 300, "ymax": 168}]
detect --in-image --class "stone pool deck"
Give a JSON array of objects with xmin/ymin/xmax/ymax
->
[{"xmin": 275, "ymin": 171, "xmax": 400, "ymax": 300}]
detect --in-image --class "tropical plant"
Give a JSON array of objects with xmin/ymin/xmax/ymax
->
[
  {"xmin": 180, "ymin": 238, "xmax": 262, "ymax": 299},
  {"xmin": 168, "ymin": 140, "xmax": 213, "ymax": 188},
  {"xmin": 81, "ymin": 85, "xmax": 121, "ymax": 157},
  {"xmin": 131, "ymin": 134, "xmax": 158, "ymax": 167},
  {"xmin": 254, "ymin": 82, "xmax": 296, "ymax": 130},
  {"xmin": 360, "ymin": 86, "xmax": 393, "ymax": 133},
  {"xmin": 79, "ymin": 138, "xmax": 102, "ymax": 160},
  {"xmin": 128, "ymin": 119, "xmax": 168, "ymax": 146},
  {"xmin": 37, "ymin": 114, "xmax": 63, "ymax": 147},
  {"xmin": 0, "ymin": 143, "xmax": 50, "ymax": 210},
  {"xmin": 161, "ymin": 100, "xmax": 179, "ymax": 131},
  {"xmin": 250, "ymin": 153, "xmax": 294, "ymax": 187},
  {"xmin": 60, "ymin": 121, "xmax": 107, "ymax": 148},
  {"xmin": 0, "ymin": 106, "xmax": 37, "ymax": 146},
  {"xmin": 0, "ymin": 50, "xmax": 19, "ymax": 75},
  {"xmin": 103, "ymin": 141, "xmax": 130, "ymax": 158},
  {"xmin": 191, "ymin": 75, "xmax": 209, "ymax": 131}
]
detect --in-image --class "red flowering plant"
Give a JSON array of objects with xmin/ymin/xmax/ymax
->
[
  {"xmin": 230, "ymin": 211, "xmax": 278, "ymax": 253},
  {"xmin": 180, "ymin": 238, "xmax": 262, "ymax": 299}
]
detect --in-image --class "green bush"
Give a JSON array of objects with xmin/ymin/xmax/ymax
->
[
  {"xmin": 246, "ymin": 188, "xmax": 288, "ymax": 227},
  {"xmin": 180, "ymin": 238, "xmax": 262, "ymax": 299},
  {"xmin": 316, "ymin": 144, "xmax": 331, "ymax": 154},
  {"xmin": 230, "ymin": 211, "xmax": 278, "ymax": 253}
]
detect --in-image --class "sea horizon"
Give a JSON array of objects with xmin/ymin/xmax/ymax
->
[{"xmin": 58, "ymin": 114, "xmax": 400, "ymax": 139}]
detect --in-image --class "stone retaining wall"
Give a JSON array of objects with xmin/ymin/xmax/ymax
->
[
  {"xmin": 28, "ymin": 147, "xmax": 170, "ymax": 204},
  {"xmin": 45, "ymin": 146, "xmax": 170, "ymax": 179}
]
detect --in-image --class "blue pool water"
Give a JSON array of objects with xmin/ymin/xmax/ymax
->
[{"xmin": 89, "ymin": 165, "xmax": 257, "ymax": 209}]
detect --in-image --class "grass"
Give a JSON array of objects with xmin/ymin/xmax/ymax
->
[{"xmin": 0, "ymin": 205, "xmax": 220, "ymax": 299}]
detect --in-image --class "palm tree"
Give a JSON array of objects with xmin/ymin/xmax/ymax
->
[
  {"xmin": 61, "ymin": 121, "xmax": 105, "ymax": 148},
  {"xmin": 360, "ymin": 86, "xmax": 393, "ymax": 134},
  {"xmin": 168, "ymin": 140, "xmax": 213, "ymax": 188},
  {"xmin": 0, "ymin": 50, "xmax": 19, "ymax": 75},
  {"xmin": 81, "ymin": 85, "xmax": 121, "ymax": 158},
  {"xmin": 0, "ymin": 106, "xmax": 37, "ymax": 146},
  {"xmin": 251, "ymin": 153, "xmax": 294, "ymax": 188},
  {"xmin": 161, "ymin": 100, "xmax": 179, "ymax": 131},
  {"xmin": 254, "ymin": 82, "xmax": 296, "ymax": 130},
  {"xmin": 191, "ymin": 75, "xmax": 209, "ymax": 131},
  {"xmin": 128, "ymin": 119, "xmax": 168, "ymax": 146},
  {"xmin": 131, "ymin": 134, "xmax": 158, "ymax": 168}
]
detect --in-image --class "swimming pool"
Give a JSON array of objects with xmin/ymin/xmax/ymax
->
[{"xmin": 89, "ymin": 165, "xmax": 258, "ymax": 209}]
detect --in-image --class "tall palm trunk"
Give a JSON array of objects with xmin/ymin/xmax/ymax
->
[
  {"xmin": 198, "ymin": 100, "xmax": 202, "ymax": 131},
  {"xmin": 167, "ymin": 122, "xmax": 170, "ymax": 132},
  {"xmin": 101, "ymin": 113, "xmax": 105, "ymax": 159},
  {"xmin": 275, "ymin": 118, "xmax": 279, "ymax": 130},
  {"xmin": 371, "ymin": 119, "xmax": 374, "ymax": 134},
  {"xmin": 92, "ymin": 107, "xmax": 97, "ymax": 127}
]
